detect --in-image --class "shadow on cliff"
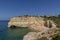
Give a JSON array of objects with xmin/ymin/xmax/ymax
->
[{"xmin": 9, "ymin": 25, "xmax": 28, "ymax": 29}]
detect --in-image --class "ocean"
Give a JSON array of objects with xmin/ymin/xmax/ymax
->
[
  {"xmin": 0, "ymin": 20, "xmax": 33, "ymax": 40},
  {"xmin": 0, "ymin": 20, "xmax": 8, "ymax": 40}
]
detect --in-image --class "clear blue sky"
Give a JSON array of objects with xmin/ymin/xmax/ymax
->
[{"xmin": 0, "ymin": 0, "xmax": 60, "ymax": 20}]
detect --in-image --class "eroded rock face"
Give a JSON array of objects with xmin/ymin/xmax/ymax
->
[
  {"xmin": 23, "ymin": 28, "xmax": 58, "ymax": 40},
  {"xmin": 8, "ymin": 16, "xmax": 58, "ymax": 40},
  {"xmin": 8, "ymin": 16, "xmax": 45, "ymax": 28},
  {"xmin": 8, "ymin": 16, "xmax": 56, "ymax": 31},
  {"xmin": 23, "ymin": 32, "xmax": 39, "ymax": 40}
]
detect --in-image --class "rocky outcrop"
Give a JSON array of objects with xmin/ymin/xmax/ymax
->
[
  {"xmin": 8, "ymin": 16, "xmax": 58, "ymax": 40},
  {"xmin": 8, "ymin": 16, "xmax": 45, "ymax": 28},
  {"xmin": 23, "ymin": 28, "xmax": 59, "ymax": 40},
  {"xmin": 8, "ymin": 16, "xmax": 56, "ymax": 31}
]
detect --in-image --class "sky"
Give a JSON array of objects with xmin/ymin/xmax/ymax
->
[{"xmin": 0, "ymin": 0, "xmax": 60, "ymax": 20}]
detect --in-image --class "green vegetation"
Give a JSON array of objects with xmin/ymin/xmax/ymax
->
[
  {"xmin": 43, "ymin": 15, "xmax": 60, "ymax": 28},
  {"xmin": 52, "ymin": 35, "xmax": 60, "ymax": 40}
]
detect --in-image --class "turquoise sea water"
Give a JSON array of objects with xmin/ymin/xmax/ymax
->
[
  {"xmin": 0, "ymin": 21, "xmax": 8, "ymax": 40},
  {"xmin": 0, "ymin": 21, "xmax": 33, "ymax": 40}
]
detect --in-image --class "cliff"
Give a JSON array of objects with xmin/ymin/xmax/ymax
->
[
  {"xmin": 8, "ymin": 16, "xmax": 56, "ymax": 31},
  {"xmin": 8, "ymin": 16, "xmax": 58, "ymax": 40},
  {"xmin": 8, "ymin": 16, "xmax": 45, "ymax": 27}
]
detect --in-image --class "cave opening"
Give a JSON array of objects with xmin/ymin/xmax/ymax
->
[{"xmin": 10, "ymin": 25, "xmax": 16, "ymax": 29}]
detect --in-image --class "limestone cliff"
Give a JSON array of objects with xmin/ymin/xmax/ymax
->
[
  {"xmin": 8, "ymin": 16, "xmax": 45, "ymax": 27},
  {"xmin": 8, "ymin": 16, "xmax": 56, "ymax": 31},
  {"xmin": 8, "ymin": 16, "xmax": 58, "ymax": 40}
]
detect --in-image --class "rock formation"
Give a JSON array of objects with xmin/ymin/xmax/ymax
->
[
  {"xmin": 8, "ymin": 16, "xmax": 58, "ymax": 40},
  {"xmin": 8, "ymin": 16, "xmax": 45, "ymax": 28}
]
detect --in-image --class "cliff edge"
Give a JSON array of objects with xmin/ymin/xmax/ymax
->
[{"xmin": 8, "ymin": 16, "xmax": 58, "ymax": 40}]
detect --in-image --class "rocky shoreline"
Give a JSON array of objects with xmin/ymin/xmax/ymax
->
[{"xmin": 8, "ymin": 16, "xmax": 59, "ymax": 40}]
